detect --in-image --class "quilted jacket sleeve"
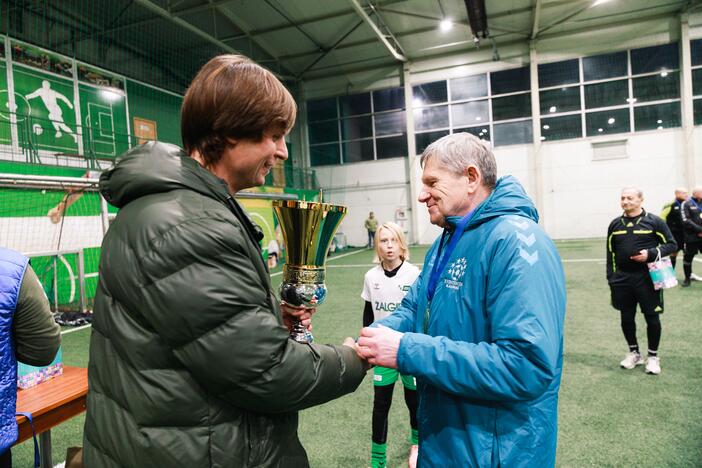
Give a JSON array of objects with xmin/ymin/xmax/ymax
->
[
  {"xmin": 135, "ymin": 214, "xmax": 366, "ymax": 414},
  {"xmin": 397, "ymin": 227, "xmax": 566, "ymax": 402}
]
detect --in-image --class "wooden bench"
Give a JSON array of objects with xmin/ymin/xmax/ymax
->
[{"xmin": 15, "ymin": 366, "xmax": 89, "ymax": 468}]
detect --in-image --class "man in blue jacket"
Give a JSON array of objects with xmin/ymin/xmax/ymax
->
[{"xmin": 358, "ymin": 133, "xmax": 566, "ymax": 467}]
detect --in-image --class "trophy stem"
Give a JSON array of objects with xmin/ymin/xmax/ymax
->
[{"xmin": 290, "ymin": 320, "xmax": 314, "ymax": 344}]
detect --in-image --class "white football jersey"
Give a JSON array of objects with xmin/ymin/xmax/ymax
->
[{"xmin": 361, "ymin": 261, "xmax": 420, "ymax": 322}]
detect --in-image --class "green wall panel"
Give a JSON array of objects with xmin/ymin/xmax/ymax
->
[
  {"xmin": 12, "ymin": 64, "xmax": 79, "ymax": 153},
  {"xmin": 126, "ymin": 80, "xmax": 182, "ymax": 146},
  {"xmin": 78, "ymin": 83, "xmax": 130, "ymax": 158}
]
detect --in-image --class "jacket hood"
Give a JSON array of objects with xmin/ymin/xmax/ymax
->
[
  {"xmin": 100, "ymin": 142, "xmax": 231, "ymax": 208},
  {"xmin": 446, "ymin": 175, "xmax": 538, "ymax": 231}
]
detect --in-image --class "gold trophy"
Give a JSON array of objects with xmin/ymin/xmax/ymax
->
[{"xmin": 273, "ymin": 200, "xmax": 347, "ymax": 343}]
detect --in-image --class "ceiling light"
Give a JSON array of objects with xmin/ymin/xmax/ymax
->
[
  {"xmin": 413, "ymin": 98, "xmax": 424, "ymax": 107},
  {"xmin": 660, "ymin": 71, "xmax": 668, "ymax": 77},
  {"xmin": 657, "ymin": 126, "xmax": 663, "ymax": 130},
  {"xmin": 607, "ymin": 117, "xmax": 615, "ymax": 124},
  {"xmin": 540, "ymin": 136, "xmax": 546, "ymax": 141},
  {"xmin": 543, "ymin": 124, "xmax": 550, "ymax": 130},
  {"xmin": 593, "ymin": 0, "xmax": 611, "ymax": 6},
  {"xmin": 549, "ymin": 106, "xmax": 557, "ymax": 113},
  {"xmin": 626, "ymin": 98, "xmax": 637, "ymax": 103},
  {"xmin": 476, "ymin": 116, "xmax": 482, "ymax": 121},
  {"xmin": 657, "ymin": 119, "xmax": 663, "ymax": 124},
  {"xmin": 598, "ymin": 128, "xmax": 603, "ymax": 132},
  {"xmin": 440, "ymin": 19, "xmax": 453, "ymax": 32},
  {"xmin": 100, "ymin": 88, "xmax": 123, "ymax": 101}
]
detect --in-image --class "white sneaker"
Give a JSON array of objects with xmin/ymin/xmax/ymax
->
[
  {"xmin": 620, "ymin": 351, "xmax": 644, "ymax": 369},
  {"xmin": 408, "ymin": 445, "xmax": 418, "ymax": 468},
  {"xmin": 691, "ymin": 273, "xmax": 702, "ymax": 282},
  {"xmin": 645, "ymin": 356, "xmax": 661, "ymax": 375}
]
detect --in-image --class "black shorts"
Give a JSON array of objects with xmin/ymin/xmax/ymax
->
[
  {"xmin": 684, "ymin": 241, "xmax": 702, "ymax": 256},
  {"xmin": 610, "ymin": 274, "xmax": 663, "ymax": 314}
]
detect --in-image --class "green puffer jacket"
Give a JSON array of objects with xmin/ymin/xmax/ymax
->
[{"xmin": 83, "ymin": 142, "xmax": 366, "ymax": 468}]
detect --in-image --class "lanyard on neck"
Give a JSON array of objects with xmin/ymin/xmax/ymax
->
[
  {"xmin": 690, "ymin": 198, "xmax": 702, "ymax": 211},
  {"xmin": 427, "ymin": 209, "xmax": 475, "ymax": 303}
]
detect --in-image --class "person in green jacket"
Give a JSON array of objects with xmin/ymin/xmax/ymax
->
[{"xmin": 83, "ymin": 55, "xmax": 368, "ymax": 468}]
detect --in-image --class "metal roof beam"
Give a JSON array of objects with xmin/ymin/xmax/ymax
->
[
  {"xmin": 347, "ymin": 0, "xmax": 407, "ymax": 62},
  {"xmin": 531, "ymin": 0, "xmax": 542, "ymax": 39}
]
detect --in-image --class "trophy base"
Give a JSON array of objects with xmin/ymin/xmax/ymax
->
[{"xmin": 290, "ymin": 322, "xmax": 314, "ymax": 344}]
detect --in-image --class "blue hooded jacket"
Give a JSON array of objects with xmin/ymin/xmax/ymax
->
[
  {"xmin": 376, "ymin": 176, "xmax": 566, "ymax": 467},
  {"xmin": 0, "ymin": 247, "xmax": 29, "ymax": 453}
]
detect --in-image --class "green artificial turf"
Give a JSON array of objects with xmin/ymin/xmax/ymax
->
[{"xmin": 12, "ymin": 241, "xmax": 702, "ymax": 467}]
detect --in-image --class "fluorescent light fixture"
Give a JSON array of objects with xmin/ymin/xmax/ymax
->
[
  {"xmin": 100, "ymin": 87, "xmax": 123, "ymax": 101},
  {"xmin": 598, "ymin": 128, "xmax": 603, "ymax": 132},
  {"xmin": 413, "ymin": 98, "xmax": 424, "ymax": 107},
  {"xmin": 540, "ymin": 136, "xmax": 546, "ymax": 141},
  {"xmin": 660, "ymin": 71, "xmax": 668, "ymax": 77},
  {"xmin": 607, "ymin": 117, "xmax": 615, "ymax": 124},
  {"xmin": 593, "ymin": 0, "xmax": 611, "ymax": 6},
  {"xmin": 626, "ymin": 98, "xmax": 637, "ymax": 103},
  {"xmin": 440, "ymin": 19, "xmax": 453, "ymax": 32},
  {"xmin": 549, "ymin": 106, "xmax": 557, "ymax": 113},
  {"xmin": 657, "ymin": 119, "xmax": 663, "ymax": 124},
  {"xmin": 476, "ymin": 116, "xmax": 482, "ymax": 121},
  {"xmin": 543, "ymin": 124, "xmax": 550, "ymax": 130},
  {"xmin": 657, "ymin": 126, "xmax": 663, "ymax": 130}
]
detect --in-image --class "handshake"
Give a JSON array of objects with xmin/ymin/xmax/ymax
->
[{"xmin": 281, "ymin": 302, "xmax": 403, "ymax": 370}]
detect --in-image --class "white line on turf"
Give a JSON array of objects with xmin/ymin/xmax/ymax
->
[{"xmin": 60, "ymin": 324, "xmax": 92, "ymax": 335}]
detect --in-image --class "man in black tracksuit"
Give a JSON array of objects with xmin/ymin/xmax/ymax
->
[
  {"xmin": 607, "ymin": 188, "xmax": 676, "ymax": 375},
  {"xmin": 680, "ymin": 187, "xmax": 702, "ymax": 287},
  {"xmin": 661, "ymin": 187, "xmax": 687, "ymax": 269}
]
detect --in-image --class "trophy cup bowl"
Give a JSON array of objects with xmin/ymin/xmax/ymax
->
[{"xmin": 273, "ymin": 200, "xmax": 347, "ymax": 343}]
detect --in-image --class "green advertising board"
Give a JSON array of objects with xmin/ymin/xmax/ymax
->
[
  {"xmin": 12, "ymin": 64, "xmax": 79, "ymax": 153},
  {"xmin": 0, "ymin": 61, "xmax": 10, "ymax": 145},
  {"xmin": 78, "ymin": 83, "xmax": 130, "ymax": 159}
]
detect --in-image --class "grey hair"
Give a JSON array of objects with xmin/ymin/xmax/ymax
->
[
  {"xmin": 420, "ymin": 132, "xmax": 497, "ymax": 189},
  {"xmin": 621, "ymin": 186, "xmax": 643, "ymax": 199}
]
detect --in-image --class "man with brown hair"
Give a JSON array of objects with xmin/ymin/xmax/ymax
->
[{"xmin": 83, "ymin": 55, "xmax": 367, "ymax": 468}]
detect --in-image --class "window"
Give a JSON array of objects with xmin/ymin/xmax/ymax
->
[
  {"xmin": 415, "ymin": 130, "xmax": 449, "ymax": 154},
  {"xmin": 310, "ymin": 144, "xmax": 340, "ymax": 166},
  {"xmin": 631, "ymin": 43, "xmax": 679, "ymax": 75},
  {"xmin": 493, "ymin": 121, "xmax": 532, "ymax": 146},
  {"xmin": 339, "ymin": 93, "xmax": 371, "ymax": 117},
  {"xmin": 584, "ymin": 80, "xmax": 629, "ymax": 109},
  {"xmin": 376, "ymin": 135, "xmax": 408, "ymax": 159},
  {"xmin": 308, "ymin": 120, "xmax": 339, "ymax": 145},
  {"xmin": 692, "ymin": 39, "xmax": 702, "ymax": 67},
  {"xmin": 454, "ymin": 126, "xmax": 490, "ymax": 141},
  {"xmin": 307, "ymin": 86, "xmax": 408, "ymax": 166},
  {"xmin": 307, "ymin": 97, "xmax": 337, "ymax": 121},
  {"xmin": 693, "ymin": 69, "xmax": 702, "ymax": 96},
  {"xmin": 540, "ymin": 87, "xmax": 581, "ymax": 114},
  {"xmin": 413, "ymin": 105, "xmax": 449, "ymax": 131},
  {"xmin": 340, "ymin": 115, "xmax": 372, "ymax": 140},
  {"xmin": 342, "ymin": 139, "xmax": 374, "ymax": 163},
  {"xmin": 373, "ymin": 88, "xmax": 404, "ymax": 112},
  {"xmin": 451, "ymin": 100, "xmax": 489, "ymax": 127},
  {"xmin": 634, "ymin": 102, "xmax": 681, "ymax": 131},
  {"xmin": 374, "ymin": 111, "xmax": 405, "ymax": 136},
  {"xmin": 582, "ymin": 52, "xmax": 627, "ymax": 81},
  {"xmin": 538, "ymin": 59, "xmax": 579, "ymax": 88},
  {"xmin": 450, "ymin": 74, "xmax": 488, "ymax": 100},
  {"xmin": 490, "ymin": 66, "xmax": 530, "ymax": 94},
  {"xmin": 585, "ymin": 109, "xmax": 630, "ymax": 137},
  {"xmin": 694, "ymin": 99, "xmax": 702, "ymax": 125},
  {"xmin": 492, "ymin": 94, "xmax": 531, "ymax": 121},
  {"xmin": 632, "ymin": 72, "xmax": 679, "ymax": 102},
  {"xmin": 412, "ymin": 81, "xmax": 447, "ymax": 106},
  {"xmin": 541, "ymin": 115, "xmax": 582, "ymax": 141}
]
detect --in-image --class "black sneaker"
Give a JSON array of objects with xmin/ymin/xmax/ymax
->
[{"xmin": 681, "ymin": 278, "xmax": 691, "ymax": 287}]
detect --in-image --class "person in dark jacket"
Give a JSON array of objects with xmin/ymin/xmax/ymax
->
[
  {"xmin": 680, "ymin": 186, "xmax": 702, "ymax": 287},
  {"xmin": 82, "ymin": 55, "xmax": 367, "ymax": 468},
  {"xmin": 0, "ymin": 248, "xmax": 61, "ymax": 468},
  {"xmin": 660, "ymin": 187, "xmax": 687, "ymax": 269},
  {"xmin": 357, "ymin": 133, "xmax": 566, "ymax": 467},
  {"xmin": 607, "ymin": 187, "xmax": 677, "ymax": 375}
]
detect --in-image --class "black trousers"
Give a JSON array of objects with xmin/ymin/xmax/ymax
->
[{"xmin": 0, "ymin": 448, "xmax": 11, "ymax": 468}]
